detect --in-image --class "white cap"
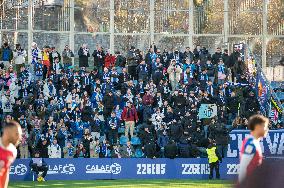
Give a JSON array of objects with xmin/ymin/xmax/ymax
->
[{"xmin": 31, "ymin": 42, "xmax": 37, "ymax": 47}]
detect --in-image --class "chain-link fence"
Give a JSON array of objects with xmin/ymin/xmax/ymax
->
[{"xmin": 0, "ymin": 0, "xmax": 283, "ymax": 68}]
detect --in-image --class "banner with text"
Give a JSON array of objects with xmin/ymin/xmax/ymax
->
[
  {"xmin": 10, "ymin": 158, "xmax": 239, "ymax": 181},
  {"xmin": 10, "ymin": 129, "xmax": 284, "ymax": 181},
  {"xmin": 228, "ymin": 129, "xmax": 284, "ymax": 157}
]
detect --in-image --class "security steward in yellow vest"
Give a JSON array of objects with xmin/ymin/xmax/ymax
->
[{"xmin": 206, "ymin": 142, "xmax": 222, "ymax": 179}]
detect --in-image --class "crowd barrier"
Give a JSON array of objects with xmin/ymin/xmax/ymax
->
[
  {"xmin": 10, "ymin": 130, "xmax": 284, "ymax": 181},
  {"xmin": 10, "ymin": 158, "xmax": 240, "ymax": 181}
]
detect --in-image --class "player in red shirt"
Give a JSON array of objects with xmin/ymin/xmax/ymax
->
[
  {"xmin": 238, "ymin": 114, "xmax": 269, "ymax": 183},
  {"xmin": 0, "ymin": 121, "xmax": 22, "ymax": 188}
]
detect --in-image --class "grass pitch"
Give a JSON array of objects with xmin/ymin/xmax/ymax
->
[{"xmin": 9, "ymin": 179, "xmax": 233, "ymax": 188}]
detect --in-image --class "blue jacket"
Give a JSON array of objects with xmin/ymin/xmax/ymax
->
[
  {"xmin": 107, "ymin": 117, "xmax": 120, "ymax": 130},
  {"xmin": 57, "ymin": 130, "xmax": 69, "ymax": 147},
  {"xmin": 158, "ymin": 135, "xmax": 169, "ymax": 148}
]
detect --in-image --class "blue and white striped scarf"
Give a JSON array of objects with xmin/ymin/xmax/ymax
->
[{"xmin": 31, "ymin": 47, "xmax": 40, "ymax": 64}]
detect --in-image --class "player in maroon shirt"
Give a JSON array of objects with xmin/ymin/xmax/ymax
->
[{"xmin": 0, "ymin": 121, "xmax": 22, "ymax": 188}]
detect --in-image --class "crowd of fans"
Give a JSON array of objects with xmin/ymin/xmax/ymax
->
[{"xmin": 0, "ymin": 41, "xmax": 271, "ymax": 159}]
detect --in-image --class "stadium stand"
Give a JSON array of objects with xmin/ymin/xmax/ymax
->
[{"xmin": 0, "ymin": 42, "xmax": 283, "ymax": 160}]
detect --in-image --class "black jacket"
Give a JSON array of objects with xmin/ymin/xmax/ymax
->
[
  {"xmin": 181, "ymin": 116, "xmax": 197, "ymax": 130},
  {"xmin": 183, "ymin": 51, "xmax": 194, "ymax": 62},
  {"xmin": 78, "ymin": 48, "xmax": 90, "ymax": 68},
  {"xmin": 234, "ymin": 60, "xmax": 246, "ymax": 75},
  {"xmin": 103, "ymin": 94, "xmax": 115, "ymax": 109},
  {"xmin": 245, "ymin": 96, "xmax": 260, "ymax": 113},
  {"xmin": 139, "ymin": 130, "xmax": 155, "ymax": 146},
  {"xmin": 164, "ymin": 142, "xmax": 178, "ymax": 159},
  {"xmin": 222, "ymin": 53, "xmax": 230, "ymax": 67},
  {"xmin": 229, "ymin": 51, "xmax": 240, "ymax": 68},
  {"xmin": 82, "ymin": 135, "xmax": 93, "ymax": 150},
  {"xmin": 115, "ymin": 55, "xmax": 126, "ymax": 67},
  {"xmin": 92, "ymin": 50, "xmax": 105, "ymax": 67},
  {"xmin": 36, "ymin": 140, "xmax": 49, "ymax": 158},
  {"xmin": 212, "ymin": 52, "xmax": 222, "ymax": 65},
  {"xmin": 227, "ymin": 96, "xmax": 239, "ymax": 113},
  {"xmin": 178, "ymin": 143, "xmax": 190, "ymax": 158},
  {"xmin": 153, "ymin": 70, "xmax": 164, "ymax": 86},
  {"xmin": 168, "ymin": 123, "xmax": 183, "ymax": 141},
  {"xmin": 214, "ymin": 124, "xmax": 233, "ymax": 145},
  {"xmin": 144, "ymin": 143, "xmax": 156, "ymax": 159}
]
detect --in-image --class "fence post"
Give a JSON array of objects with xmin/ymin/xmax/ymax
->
[
  {"xmin": 150, "ymin": 0, "xmax": 155, "ymax": 44},
  {"xmin": 69, "ymin": 0, "xmax": 75, "ymax": 66},
  {"xmin": 262, "ymin": 0, "xmax": 268, "ymax": 68},
  {"xmin": 110, "ymin": 0, "xmax": 115, "ymax": 54},
  {"xmin": 189, "ymin": 0, "xmax": 194, "ymax": 49},
  {"xmin": 27, "ymin": 0, "xmax": 33, "ymax": 64}
]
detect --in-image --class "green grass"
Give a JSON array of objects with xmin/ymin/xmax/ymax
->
[{"xmin": 9, "ymin": 179, "xmax": 233, "ymax": 188}]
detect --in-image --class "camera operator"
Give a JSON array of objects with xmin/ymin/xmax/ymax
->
[{"xmin": 30, "ymin": 150, "xmax": 48, "ymax": 181}]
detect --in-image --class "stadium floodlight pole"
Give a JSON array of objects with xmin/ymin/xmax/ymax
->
[
  {"xmin": 262, "ymin": 0, "xmax": 268, "ymax": 68},
  {"xmin": 27, "ymin": 0, "xmax": 33, "ymax": 64},
  {"xmin": 0, "ymin": 0, "xmax": 4, "ymax": 45},
  {"xmin": 223, "ymin": 0, "xmax": 229, "ymax": 48},
  {"xmin": 109, "ymin": 0, "xmax": 114, "ymax": 54},
  {"xmin": 149, "ymin": 0, "xmax": 155, "ymax": 44},
  {"xmin": 70, "ymin": 0, "xmax": 75, "ymax": 66},
  {"xmin": 188, "ymin": 0, "xmax": 194, "ymax": 49}
]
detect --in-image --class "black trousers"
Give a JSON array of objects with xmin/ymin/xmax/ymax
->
[
  {"xmin": 108, "ymin": 129, "xmax": 118, "ymax": 145},
  {"xmin": 231, "ymin": 69, "xmax": 236, "ymax": 82},
  {"xmin": 128, "ymin": 66, "xmax": 137, "ymax": 80},
  {"xmin": 209, "ymin": 161, "xmax": 220, "ymax": 179},
  {"xmin": 31, "ymin": 164, "xmax": 48, "ymax": 178},
  {"xmin": 43, "ymin": 65, "xmax": 48, "ymax": 80}
]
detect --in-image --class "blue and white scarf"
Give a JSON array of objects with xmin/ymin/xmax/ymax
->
[
  {"xmin": 110, "ymin": 71, "xmax": 119, "ymax": 83},
  {"xmin": 218, "ymin": 64, "xmax": 225, "ymax": 74},
  {"xmin": 31, "ymin": 48, "xmax": 40, "ymax": 64}
]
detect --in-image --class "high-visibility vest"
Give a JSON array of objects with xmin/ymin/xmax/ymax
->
[{"xmin": 206, "ymin": 146, "xmax": 219, "ymax": 163}]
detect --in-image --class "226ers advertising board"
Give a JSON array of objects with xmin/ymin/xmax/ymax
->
[
  {"xmin": 10, "ymin": 158, "xmax": 242, "ymax": 180},
  {"xmin": 9, "ymin": 130, "xmax": 284, "ymax": 181},
  {"xmin": 10, "ymin": 158, "xmax": 284, "ymax": 180}
]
